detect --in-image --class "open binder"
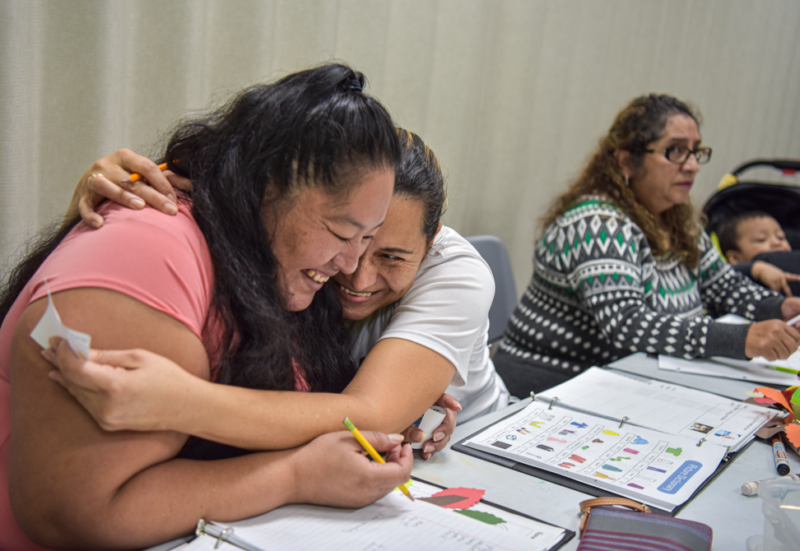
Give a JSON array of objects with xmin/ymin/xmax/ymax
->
[
  {"xmin": 535, "ymin": 367, "xmax": 779, "ymax": 455},
  {"xmin": 173, "ymin": 477, "xmax": 574, "ymax": 551},
  {"xmin": 453, "ymin": 367, "xmax": 775, "ymax": 515}
]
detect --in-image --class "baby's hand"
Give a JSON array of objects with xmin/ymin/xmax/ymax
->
[{"xmin": 751, "ymin": 261, "xmax": 800, "ymax": 296}]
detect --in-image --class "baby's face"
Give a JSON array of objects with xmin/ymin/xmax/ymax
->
[{"xmin": 734, "ymin": 216, "xmax": 791, "ymax": 261}]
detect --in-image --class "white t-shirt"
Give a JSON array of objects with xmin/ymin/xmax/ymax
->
[{"xmin": 348, "ymin": 226, "xmax": 510, "ymax": 423}]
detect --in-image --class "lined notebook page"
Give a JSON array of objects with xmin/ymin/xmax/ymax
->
[{"xmin": 181, "ymin": 492, "xmax": 547, "ymax": 551}]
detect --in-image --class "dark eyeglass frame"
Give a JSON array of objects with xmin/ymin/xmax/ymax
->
[{"xmin": 645, "ymin": 145, "xmax": 712, "ymax": 165}]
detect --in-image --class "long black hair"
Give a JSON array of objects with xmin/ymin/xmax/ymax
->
[{"xmin": 1, "ymin": 63, "xmax": 401, "ymax": 396}]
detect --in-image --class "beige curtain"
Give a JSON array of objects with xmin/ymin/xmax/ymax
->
[{"xmin": 2, "ymin": 0, "xmax": 799, "ymax": 295}]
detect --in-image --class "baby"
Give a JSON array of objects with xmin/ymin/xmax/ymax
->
[
  {"xmin": 718, "ymin": 211, "xmax": 791, "ymax": 264},
  {"xmin": 717, "ymin": 211, "xmax": 799, "ymax": 295}
]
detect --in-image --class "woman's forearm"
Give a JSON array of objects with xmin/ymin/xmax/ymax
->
[
  {"xmin": 183, "ymin": 382, "xmax": 376, "ymax": 449},
  {"xmin": 170, "ymin": 338, "xmax": 456, "ymax": 450},
  {"xmin": 32, "ymin": 450, "xmax": 298, "ymax": 549}
]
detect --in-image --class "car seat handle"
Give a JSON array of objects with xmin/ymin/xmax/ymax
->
[{"xmin": 733, "ymin": 159, "xmax": 800, "ymax": 176}]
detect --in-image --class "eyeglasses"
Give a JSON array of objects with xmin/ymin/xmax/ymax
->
[{"xmin": 645, "ymin": 145, "xmax": 712, "ymax": 165}]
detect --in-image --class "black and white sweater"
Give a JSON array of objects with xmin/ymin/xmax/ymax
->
[{"xmin": 499, "ymin": 197, "xmax": 783, "ymax": 374}]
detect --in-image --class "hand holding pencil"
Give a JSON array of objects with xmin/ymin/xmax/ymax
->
[
  {"xmin": 290, "ymin": 430, "xmax": 413, "ymax": 510},
  {"xmin": 344, "ymin": 417, "xmax": 414, "ymax": 501},
  {"xmin": 67, "ymin": 149, "xmax": 191, "ymax": 229}
]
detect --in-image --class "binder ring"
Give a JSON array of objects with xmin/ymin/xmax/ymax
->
[
  {"xmin": 196, "ymin": 519, "xmax": 207, "ymax": 536},
  {"xmin": 549, "ymin": 397, "xmax": 559, "ymax": 410},
  {"xmin": 697, "ymin": 437, "xmax": 706, "ymax": 447},
  {"xmin": 619, "ymin": 416, "xmax": 629, "ymax": 428},
  {"xmin": 530, "ymin": 391, "xmax": 536, "ymax": 401},
  {"xmin": 216, "ymin": 527, "xmax": 234, "ymax": 549}
]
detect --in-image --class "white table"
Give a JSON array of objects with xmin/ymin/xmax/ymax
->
[
  {"xmin": 413, "ymin": 352, "xmax": 800, "ymax": 550},
  {"xmin": 150, "ymin": 352, "xmax": 798, "ymax": 550}
]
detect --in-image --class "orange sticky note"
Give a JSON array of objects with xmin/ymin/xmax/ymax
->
[{"xmin": 755, "ymin": 386, "xmax": 796, "ymax": 423}]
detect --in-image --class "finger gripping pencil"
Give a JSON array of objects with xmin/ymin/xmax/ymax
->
[{"xmin": 343, "ymin": 417, "xmax": 413, "ymax": 501}]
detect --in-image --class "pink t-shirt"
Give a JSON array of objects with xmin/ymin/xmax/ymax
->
[{"xmin": 0, "ymin": 202, "xmax": 215, "ymax": 551}]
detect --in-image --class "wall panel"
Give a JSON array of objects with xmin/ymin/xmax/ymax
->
[{"xmin": 1, "ymin": 0, "xmax": 798, "ymax": 294}]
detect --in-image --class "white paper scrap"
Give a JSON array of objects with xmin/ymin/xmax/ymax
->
[{"xmin": 29, "ymin": 281, "xmax": 92, "ymax": 360}]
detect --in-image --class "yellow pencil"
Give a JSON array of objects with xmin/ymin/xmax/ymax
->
[
  {"xmin": 127, "ymin": 162, "xmax": 168, "ymax": 183},
  {"xmin": 343, "ymin": 417, "xmax": 413, "ymax": 501}
]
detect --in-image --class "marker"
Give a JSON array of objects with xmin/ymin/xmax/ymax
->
[
  {"xmin": 771, "ymin": 434, "xmax": 791, "ymax": 476},
  {"xmin": 410, "ymin": 406, "xmax": 447, "ymax": 450},
  {"xmin": 742, "ymin": 473, "xmax": 800, "ymax": 496},
  {"xmin": 126, "ymin": 162, "xmax": 168, "ymax": 183},
  {"xmin": 787, "ymin": 313, "xmax": 800, "ymax": 327},
  {"xmin": 759, "ymin": 363, "xmax": 800, "ymax": 376},
  {"xmin": 343, "ymin": 417, "xmax": 413, "ymax": 501}
]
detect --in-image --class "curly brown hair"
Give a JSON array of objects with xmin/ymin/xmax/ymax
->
[{"xmin": 540, "ymin": 94, "xmax": 703, "ymax": 268}]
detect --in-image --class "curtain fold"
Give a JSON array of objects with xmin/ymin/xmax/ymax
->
[{"xmin": 2, "ymin": 0, "xmax": 799, "ymax": 293}]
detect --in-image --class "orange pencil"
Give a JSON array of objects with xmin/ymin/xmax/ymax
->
[{"xmin": 127, "ymin": 162, "xmax": 168, "ymax": 183}]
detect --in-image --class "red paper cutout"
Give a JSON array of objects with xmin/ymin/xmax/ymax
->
[
  {"xmin": 755, "ymin": 386, "xmax": 796, "ymax": 423},
  {"xmin": 429, "ymin": 487, "xmax": 485, "ymax": 509},
  {"xmin": 754, "ymin": 397, "xmax": 777, "ymax": 405}
]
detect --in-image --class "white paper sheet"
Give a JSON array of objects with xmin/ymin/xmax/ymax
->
[
  {"xmin": 407, "ymin": 479, "xmax": 567, "ymax": 548},
  {"xmin": 712, "ymin": 313, "xmax": 800, "ymax": 372},
  {"xmin": 29, "ymin": 281, "xmax": 92, "ymax": 360},
  {"xmin": 180, "ymin": 488, "xmax": 556, "ymax": 551},
  {"xmin": 537, "ymin": 367, "xmax": 776, "ymax": 453},
  {"xmin": 658, "ymin": 355, "xmax": 798, "ymax": 386}
]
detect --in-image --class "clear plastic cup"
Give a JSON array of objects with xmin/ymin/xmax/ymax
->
[{"xmin": 747, "ymin": 477, "xmax": 800, "ymax": 551}]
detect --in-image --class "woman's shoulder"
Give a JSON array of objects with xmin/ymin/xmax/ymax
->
[
  {"xmin": 424, "ymin": 226, "xmax": 493, "ymax": 279},
  {"xmin": 546, "ymin": 195, "xmax": 638, "ymax": 235},
  {"xmin": 30, "ymin": 202, "xmax": 214, "ymax": 338},
  {"xmin": 65, "ymin": 202, "xmax": 210, "ymax": 266},
  {"xmin": 92, "ymin": 200, "xmax": 205, "ymax": 243},
  {"xmin": 400, "ymin": 226, "xmax": 494, "ymax": 301},
  {"xmin": 559, "ymin": 195, "xmax": 626, "ymax": 220}
]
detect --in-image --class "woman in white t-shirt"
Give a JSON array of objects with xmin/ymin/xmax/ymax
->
[{"xmin": 46, "ymin": 130, "xmax": 509, "ymax": 459}]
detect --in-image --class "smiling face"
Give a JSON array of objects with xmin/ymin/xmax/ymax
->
[
  {"xmin": 264, "ymin": 168, "xmax": 395, "ymax": 311},
  {"xmin": 333, "ymin": 195, "xmax": 435, "ymax": 320},
  {"xmin": 726, "ymin": 216, "xmax": 792, "ymax": 263},
  {"xmin": 627, "ymin": 114, "xmax": 702, "ymax": 216}
]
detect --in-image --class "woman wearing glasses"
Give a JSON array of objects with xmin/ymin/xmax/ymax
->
[{"xmin": 493, "ymin": 94, "xmax": 800, "ymax": 396}]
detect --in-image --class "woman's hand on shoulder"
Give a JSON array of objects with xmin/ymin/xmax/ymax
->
[
  {"xmin": 751, "ymin": 261, "xmax": 800, "ymax": 296},
  {"xmin": 66, "ymin": 149, "xmax": 192, "ymax": 228},
  {"xmin": 42, "ymin": 337, "xmax": 197, "ymax": 432},
  {"xmin": 292, "ymin": 431, "xmax": 413, "ymax": 508},
  {"xmin": 403, "ymin": 393, "xmax": 461, "ymax": 460}
]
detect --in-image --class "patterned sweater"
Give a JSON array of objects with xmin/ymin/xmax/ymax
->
[{"xmin": 500, "ymin": 197, "xmax": 783, "ymax": 374}]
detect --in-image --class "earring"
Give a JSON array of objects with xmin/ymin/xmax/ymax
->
[{"xmin": 624, "ymin": 174, "xmax": 630, "ymax": 187}]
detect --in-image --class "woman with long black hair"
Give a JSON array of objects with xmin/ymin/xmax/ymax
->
[{"xmin": 0, "ymin": 64, "xmax": 413, "ymax": 550}]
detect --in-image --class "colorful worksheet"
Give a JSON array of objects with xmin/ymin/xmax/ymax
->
[
  {"xmin": 537, "ymin": 367, "xmax": 778, "ymax": 453},
  {"xmin": 461, "ymin": 400, "xmax": 727, "ymax": 512}
]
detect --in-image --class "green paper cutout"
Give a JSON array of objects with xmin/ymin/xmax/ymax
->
[{"xmin": 455, "ymin": 509, "xmax": 506, "ymax": 525}]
